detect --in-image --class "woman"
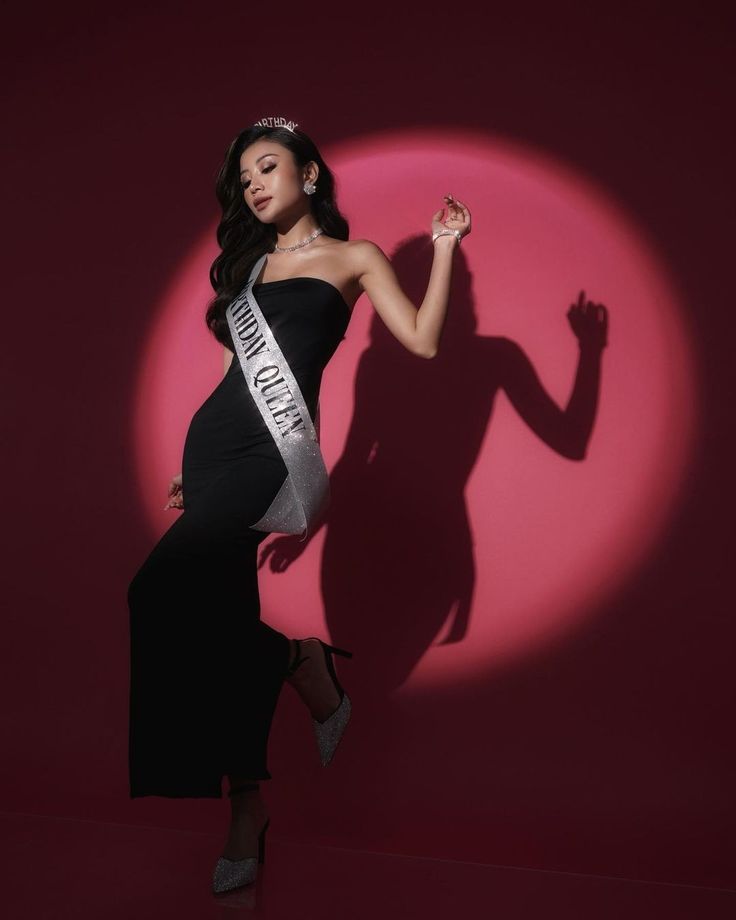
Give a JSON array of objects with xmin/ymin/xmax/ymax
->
[{"xmin": 127, "ymin": 115, "xmax": 471, "ymax": 894}]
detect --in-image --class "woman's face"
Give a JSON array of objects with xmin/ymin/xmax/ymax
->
[{"xmin": 239, "ymin": 139, "xmax": 315, "ymax": 224}]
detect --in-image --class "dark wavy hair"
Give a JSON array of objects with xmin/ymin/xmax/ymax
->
[{"xmin": 206, "ymin": 124, "xmax": 350, "ymax": 350}]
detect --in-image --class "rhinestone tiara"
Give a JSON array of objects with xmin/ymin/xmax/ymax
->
[{"xmin": 254, "ymin": 116, "xmax": 298, "ymax": 132}]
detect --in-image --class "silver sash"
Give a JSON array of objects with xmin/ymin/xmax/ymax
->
[{"xmin": 225, "ymin": 253, "xmax": 329, "ymax": 541}]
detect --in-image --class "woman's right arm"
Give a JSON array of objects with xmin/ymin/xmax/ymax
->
[{"xmin": 351, "ymin": 195, "xmax": 471, "ymax": 358}]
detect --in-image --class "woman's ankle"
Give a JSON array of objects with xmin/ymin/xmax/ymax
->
[
  {"xmin": 285, "ymin": 637, "xmax": 311, "ymax": 681},
  {"xmin": 227, "ymin": 786, "xmax": 266, "ymax": 821}
]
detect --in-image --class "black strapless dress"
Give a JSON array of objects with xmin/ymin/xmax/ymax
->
[{"xmin": 127, "ymin": 277, "xmax": 351, "ymax": 798}]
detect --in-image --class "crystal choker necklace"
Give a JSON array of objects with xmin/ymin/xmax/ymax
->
[{"xmin": 273, "ymin": 227, "xmax": 324, "ymax": 253}]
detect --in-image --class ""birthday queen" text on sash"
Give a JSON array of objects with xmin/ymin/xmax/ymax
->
[
  {"xmin": 231, "ymin": 297, "xmax": 307, "ymax": 437},
  {"xmin": 225, "ymin": 252, "xmax": 330, "ymax": 539}
]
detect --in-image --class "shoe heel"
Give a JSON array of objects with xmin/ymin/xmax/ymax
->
[
  {"xmin": 312, "ymin": 639, "xmax": 353, "ymax": 767},
  {"xmin": 323, "ymin": 643, "xmax": 353, "ymax": 659}
]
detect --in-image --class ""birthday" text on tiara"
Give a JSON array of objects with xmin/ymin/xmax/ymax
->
[{"xmin": 254, "ymin": 116, "xmax": 298, "ymax": 132}]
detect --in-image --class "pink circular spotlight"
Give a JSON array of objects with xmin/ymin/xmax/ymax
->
[{"xmin": 132, "ymin": 128, "xmax": 700, "ymax": 687}]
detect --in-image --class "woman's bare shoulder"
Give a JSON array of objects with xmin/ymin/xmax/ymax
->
[
  {"xmin": 338, "ymin": 238, "xmax": 387, "ymax": 274},
  {"xmin": 325, "ymin": 236, "xmax": 383, "ymax": 255}
]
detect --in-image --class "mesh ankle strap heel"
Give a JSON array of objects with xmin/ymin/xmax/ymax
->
[
  {"xmin": 212, "ymin": 781, "xmax": 270, "ymax": 894},
  {"xmin": 287, "ymin": 637, "xmax": 354, "ymax": 767},
  {"xmin": 314, "ymin": 640, "xmax": 353, "ymax": 766}
]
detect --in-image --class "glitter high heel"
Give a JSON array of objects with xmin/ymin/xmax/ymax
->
[
  {"xmin": 212, "ymin": 782, "xmax": 269, "ymax": 895},
  {"xmin": 286, "ymin": 637, "xmax": 353, "ymax": 767}
]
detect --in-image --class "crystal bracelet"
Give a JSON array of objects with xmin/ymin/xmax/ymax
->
[{"xmin": 432, "ymin": 228, "xmax": 462, "ymax": 245}]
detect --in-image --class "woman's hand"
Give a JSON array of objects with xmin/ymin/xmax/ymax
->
[
  {"xmin": 163, "ymin": 473, "xmax": 184, "ymax": 511},
  {"xmin": 431, "ymin": 194, "xmax": 472, "ymax": 241},
  {"xmin": 567, "ymin": 290, "xmax": 609, "ymax": 349}
]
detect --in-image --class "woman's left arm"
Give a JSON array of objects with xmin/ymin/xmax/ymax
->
[{"xmin": 352, "ymin": 195, "xmax": 471, "ymax": 358}]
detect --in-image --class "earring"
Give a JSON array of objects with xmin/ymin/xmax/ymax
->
[{"xmin": 303, "ymin": 181, "xmax": 317, "ymax": 196}]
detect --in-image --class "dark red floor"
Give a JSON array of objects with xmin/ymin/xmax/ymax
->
[{"xmin": 1, "ymin": 811, "xmax": 733, "ymax": 919}]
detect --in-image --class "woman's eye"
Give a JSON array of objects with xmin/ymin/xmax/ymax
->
[{"xmin": 241, "ymin": 164, "xmax": 275, "ymax": 191}]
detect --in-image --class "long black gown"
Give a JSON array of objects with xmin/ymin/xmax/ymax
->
[{"xmin": 128, "ymin": 276, "xmax": 352, "ymax": 798}]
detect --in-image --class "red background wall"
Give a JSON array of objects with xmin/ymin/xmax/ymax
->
[{"xmin": 2, "ymin": 0, "xmax": 733, "ymax": 890}]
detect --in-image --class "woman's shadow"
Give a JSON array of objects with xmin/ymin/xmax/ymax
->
[{"xmin": 260, "ymin": 234, "xmax": 608, "ymax": 702}]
